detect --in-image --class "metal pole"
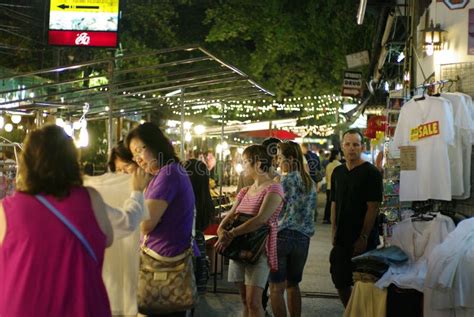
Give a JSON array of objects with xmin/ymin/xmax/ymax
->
[
  {"xmin": 218, "ymin": 101, "xmax": 224, "ymax": 218},
  {"xmin": 180, "ymin": 88, "xmax": 185, "ymax": 160},
  {"xmin": 107, "ymin": 61, "xmax": 115, "ymax": 156},
  {"xmin": 36, "ymin": 110, "xmax": 43, "ymax": 128}
]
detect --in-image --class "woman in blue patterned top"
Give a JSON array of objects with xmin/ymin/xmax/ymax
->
[{"xmin": 269, "ymin": 141, "xmax": 317, "ymax": 317}]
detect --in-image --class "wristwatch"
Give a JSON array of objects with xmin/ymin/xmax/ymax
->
[{"xmin": 360, "ymin": 234, "xmax": 368, "ymax": 241}]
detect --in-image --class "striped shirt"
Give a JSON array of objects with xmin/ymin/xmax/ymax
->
[{"xmin": 235, "ymin": 183, "xmax": 284, "ymax": 271}]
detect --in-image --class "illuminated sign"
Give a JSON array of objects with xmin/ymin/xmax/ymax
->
[{"xmin": 48, "ymin": 0, "xmax": 120, "ymax": 47}]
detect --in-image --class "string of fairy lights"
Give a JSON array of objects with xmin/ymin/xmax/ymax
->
[{"xmin": 0, "ymin": 84, "xmax": 362, "ymax": 143}]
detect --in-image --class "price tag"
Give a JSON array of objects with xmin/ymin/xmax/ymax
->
[{"xmin": 400, "ymin": 146, "xmax": 416, "ymax": 171}]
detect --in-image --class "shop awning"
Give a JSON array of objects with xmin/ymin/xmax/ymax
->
[
  {"xmin": 0, "ymin": 45, "xmax": 274, "ymax": 121},
  {"xmin": 240, "ymin": 129, "xmax": 299, "ymax": 140}
]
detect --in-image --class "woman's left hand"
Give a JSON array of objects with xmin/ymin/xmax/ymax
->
[{"xmin": 214, "ymin": 231, "xmax": 233, "ymax": 252}]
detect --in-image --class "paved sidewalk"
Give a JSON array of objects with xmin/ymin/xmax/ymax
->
[
  {"xmin": 196, "ymin": 192, "xmax": 345, "ymax": 316},
  {"xmin": 194, "ymin": 293, "xmax": 344, "ymax": 317}
]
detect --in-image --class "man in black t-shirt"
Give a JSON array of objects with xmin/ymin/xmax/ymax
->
[{"xmin": 329, "ymin": 129, "xmax": 383, "ymax": 307}]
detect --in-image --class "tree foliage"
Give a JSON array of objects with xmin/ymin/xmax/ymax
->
[
  {"xmin": 1, "ymin": 0, "xmax": 377, "ymax": 99},
  {"xmin": 202, "ymin": 0, "xmax": 376, "ymax": 98}
]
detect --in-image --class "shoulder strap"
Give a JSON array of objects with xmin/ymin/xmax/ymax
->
[{"xmin": 35, "ymin": 195, "xmax": 98, "ymax": 263}]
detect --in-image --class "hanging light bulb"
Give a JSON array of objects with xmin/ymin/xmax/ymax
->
[
  {"xmin": 11, "ymin": 115, "xmax": 21, "ymax": 124},
  {"xmin": 73, "ymin": 121, "xmax": 81, "ymax": 130},
  {"xmin": 63, "ymin": 123, "xmax": 73, "ymax": 137},
  {"xmin": 185, "ymin": 132, "xmax": 192, "ymax": 143},
  {"xmin": 78, "ymin": 126, "xmax": 89, "ymax": 147},
  {"xmin": 0, "ymin": 116, "xmax": 4, "ymax": 129},
  {"xmin": 56, "ymin": 118, "xmax": 65, "ymax": 127},
  {"xmin": 4, "ymin": 123, "xmax": 13, "ymax": 132}
]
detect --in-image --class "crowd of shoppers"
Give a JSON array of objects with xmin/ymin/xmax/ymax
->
[{"xmin": 0, "ymin": 122, "xmax": 381, "ymax": 317}]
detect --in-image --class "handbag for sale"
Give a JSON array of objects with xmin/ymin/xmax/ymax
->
[
  {"xmin": 137, "ymin": 237, "xmax": 198, "ymax": 315},
  {"xmin": 219, "ymin": 213, "xmax": 269, "ymax": 265}
]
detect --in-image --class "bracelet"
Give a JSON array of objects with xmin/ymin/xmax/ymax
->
[{"xmin": 229, "ymin": 228, "xmax": 236, "ymax": 239}]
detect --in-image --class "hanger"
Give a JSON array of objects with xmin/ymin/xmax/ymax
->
[
  {"xmin": 411, "ymin": 212, "xmax": 435, "ymax": 222},
  {"xmin": 414, "ymin": 86, "xmax": 427, "ymax": 101},
  {"xmin": 447, "ymin": 80, "xmax": 454, "ymax": 92}
]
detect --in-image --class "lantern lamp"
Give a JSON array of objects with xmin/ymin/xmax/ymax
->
[{"xmin": 421, "ymin": 20, "xmax": 446, "ymax": 56}]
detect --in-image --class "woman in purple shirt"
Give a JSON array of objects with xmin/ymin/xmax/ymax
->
[{"xmin": 126, "ymin": 122, "xmax": 195, "ymax": 317}]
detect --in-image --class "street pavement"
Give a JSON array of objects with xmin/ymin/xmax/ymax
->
[{"xmin": 194, "ymin": 192, "xmax": 345, "ymax": 317}]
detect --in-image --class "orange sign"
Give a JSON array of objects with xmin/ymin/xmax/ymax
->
[{"xmin": 410, "ymin": 121, "xmax": 440, "ymax": 142}]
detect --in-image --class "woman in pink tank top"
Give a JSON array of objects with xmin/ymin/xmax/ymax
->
[
  {"xmin": 215, "ymin": 145, "xmax": 284, "ymax": 317},
  {"xmin": 0, "ymin": 124, "xmax": 113, "ymax": 317}
]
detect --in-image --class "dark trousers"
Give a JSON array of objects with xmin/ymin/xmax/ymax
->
[
  {"xmin": 323, "ymin": 189, "xmax": 331, "ymax": 222},
  {"xmin": 262, "ymin": 281, "xmax": 270, "ymax": 310}
]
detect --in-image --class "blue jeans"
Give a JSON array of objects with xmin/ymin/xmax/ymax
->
[{"xmin": 269, "ymin": 229, "xmax": 310, "ymax": 284}]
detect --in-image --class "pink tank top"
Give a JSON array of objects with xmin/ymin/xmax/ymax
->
[{"xmin": 0, "ymin": 187, "xmax": 111, "ymax": 317}]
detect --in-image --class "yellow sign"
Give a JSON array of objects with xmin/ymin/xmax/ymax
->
[
  {"xmin": 50, "ymin": 0, "xmax": 119, "ymax": 13},
  {"xmin": 410, "ymin": 121, "xmax": 440, "ymax": 142}
]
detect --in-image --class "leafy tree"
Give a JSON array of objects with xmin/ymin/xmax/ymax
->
[{"xmin": 202, "ymin": 0, "xmax": 376, "ymax": 98}]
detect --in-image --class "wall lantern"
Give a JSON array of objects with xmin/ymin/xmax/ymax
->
[{"xmin": 421, "ymin": 20, "xmax": 446, "ymax": 56}]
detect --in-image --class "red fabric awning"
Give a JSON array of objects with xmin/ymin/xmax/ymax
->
[{"xmin": 240, "ymin": 129, "xmax": 299, "ymax": 140}]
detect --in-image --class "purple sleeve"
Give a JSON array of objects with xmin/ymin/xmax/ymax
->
[{"xmin": 145, "ymin": 165, "xmax": 181, "ymax": 204}]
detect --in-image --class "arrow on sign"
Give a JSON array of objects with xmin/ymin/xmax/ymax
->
[{"xmin": 57, "ymin": 4, "xmax": 100, "ymax": 10}]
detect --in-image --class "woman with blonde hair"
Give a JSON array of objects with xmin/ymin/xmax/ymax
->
[
  {"xmin": 0, "ymin": 124, "xmax": 113, "ymax": 316},
  {"xmin": 270, "ymin": 141, "xmax": 317, "ymax": 317}
]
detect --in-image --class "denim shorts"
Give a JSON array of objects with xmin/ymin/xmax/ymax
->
[{"xmin": 269, "ymin": 229, "xmax": 310, "ymax": 284}]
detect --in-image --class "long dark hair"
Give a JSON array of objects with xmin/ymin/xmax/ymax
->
[
  {"xmin": 17, "ymin": 124, "xmax": 82, "ymax": 198},
  {"xmin": 278, "ymin": 141, "xmax": 313, "ymax": 193},
  {"xmin": 183, "ymin": 159, "xmax": 214, "ymax": 231},
  {"xmin": 125, "ymin": 122, "xmax": 179, "ymax": 167},
  {"xmin": 108, "ymin": 140, "xmax": 134, "ymax": 172}
]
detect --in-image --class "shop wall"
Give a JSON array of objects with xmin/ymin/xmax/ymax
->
[
  {"xmin": 415, "ymin": 1, "xmax": 474, "ymax": 216},
  {"xmin": 416, "ymin": 1, "xmax": 474, "ymax": 85}
]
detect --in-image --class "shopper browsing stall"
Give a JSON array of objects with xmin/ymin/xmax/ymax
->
[
  {"xmin": 127, "ymin": 122, "xmax": 198, "ymax": 317},
  {"xmin": 0, "ymin": 124, "xmax": 113, "ymax": 316}
]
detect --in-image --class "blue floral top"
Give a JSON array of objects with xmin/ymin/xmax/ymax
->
[{"xmin": 279, "ymin": 171, "xmax": 317, "ymax": 237}]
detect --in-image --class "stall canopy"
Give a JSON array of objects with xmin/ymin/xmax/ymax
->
[
  {"xmin": 0, "ymin": 45, "xmax": 274, "ymax": 121},
  {"xmin": 241, "ymin": 129, "xmax": 299, "ymax": 140}
]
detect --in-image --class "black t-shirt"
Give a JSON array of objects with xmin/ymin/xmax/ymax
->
[{"xmin": 330, "ymin": 161, "xmax": 383, "ymax": 248}]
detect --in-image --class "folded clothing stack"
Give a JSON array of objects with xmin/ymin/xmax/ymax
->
[{"xmin": 352, "ymin": 246, "xmax": 408, "ymax": 280}]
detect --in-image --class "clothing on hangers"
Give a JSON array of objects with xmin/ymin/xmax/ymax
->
[
  {"xmin": 393, "ymin": 96, "xmax": 455, "ymax": 201},
  {"xmin": 375, "ymin": 214, "xmax": 455, "ymax": 291}
]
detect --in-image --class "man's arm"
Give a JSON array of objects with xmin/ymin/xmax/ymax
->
[
  {"xmin": 353, "ymin": 201, "xmax": 380, "ymax": 255},
  {"xmin": 330, "ymin": 201, "xmax": 337, "ymax": 246}
]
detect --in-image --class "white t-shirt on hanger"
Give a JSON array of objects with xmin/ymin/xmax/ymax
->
[
  {"xmin": 455, "ymin": 92, "xmax": 474, "ymax": 144},
  {"xmin": 84, "ymin": 173, "xmax": 146, "ymax": 316},
  {"xmin": 443, "ymin": 93, "xmax": 473, "ymax": 199},
  {"xmin": 424, "ymin": 217, "xmax": 474, "ymax": 317},
  {"xmin": 393, "ymin": 96, "xmax": 455, "ymax": 201},
  {"xmin": 375, "ymin": 214, "xmax": 455, "ymax": 291},
  {"xmin": 440, "ymin": 93, "xmax": 472, "ymax": 196}
]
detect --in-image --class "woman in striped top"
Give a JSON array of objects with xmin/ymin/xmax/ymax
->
[{"xmin": 215, "ymin": 145, "xmax": 284, "ymax": 317}]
